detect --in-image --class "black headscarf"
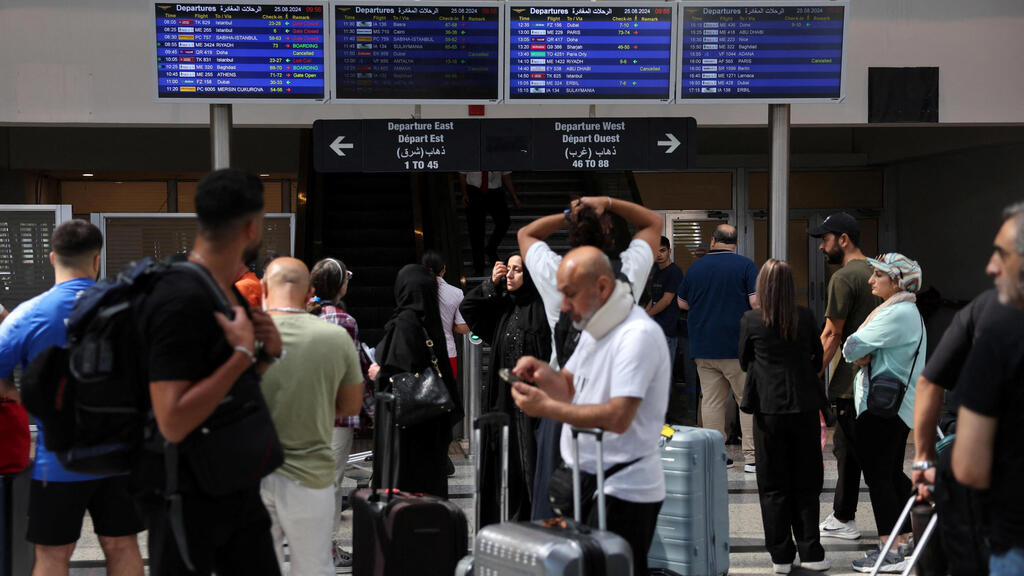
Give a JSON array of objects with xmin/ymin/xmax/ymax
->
[
  {"xmin": 376, "ymin": 264, "xmax": 462, "ymax": 422},
  {"xmin": 507, "ymin": 254, "xmax": 539, "ymax": 307}
]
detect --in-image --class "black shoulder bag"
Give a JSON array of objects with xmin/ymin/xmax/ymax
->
[
  {"xmin": 866, "ymin": 316, "xmax": 924, "ymax": 419},
  {"xmin": 390, "ymin": 328, "xmax": 455, "ymax": 428}
]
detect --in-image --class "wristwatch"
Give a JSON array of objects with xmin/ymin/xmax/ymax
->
[{"xmin": 911, "ymin": 460, "xmax": 934, "ymax": 471}]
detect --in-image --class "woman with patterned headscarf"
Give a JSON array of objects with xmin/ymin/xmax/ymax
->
[{"xmin": 843, "ymin": 253, "xmax": 926, "ymax": 574}]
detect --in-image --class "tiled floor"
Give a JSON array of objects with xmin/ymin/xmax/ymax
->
[{"xmin": 56, "ymin": 434, "xmax": 920, "ymax": 575}]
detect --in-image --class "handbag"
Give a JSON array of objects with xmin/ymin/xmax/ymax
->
[
  {"xmin": 548, "ymin": 457, "xmax": 639, "ymax": 519},
  {"xmin": 390, "ymin": 328, "xmax": 454, "ymax": 428},
  {"xmin": 866, "ymin": 316, "xmax": 924, "ymax": 419}
]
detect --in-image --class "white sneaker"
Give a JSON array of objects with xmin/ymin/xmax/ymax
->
[
  {"xmin": 744, "ymin": 462, "xmax": 756, "ymax": 473},
  {"xmin": 801, "ymin": 558, "xmax": 831, "ymax": 571},
  {"xmin": 773, "ymin": 562, "xmax": 792, "ymax": 574},
  {"xmin": 819, "ymin": 512, "xmax": 861, "ymax": 540}
]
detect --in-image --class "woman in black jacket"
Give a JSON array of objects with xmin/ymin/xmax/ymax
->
[
  {"xmin": 460, "ymin": 255, "xmax": 551, "ymax": 526},
  {"xmin": 739, "ymin": 259, "xmax": 830, "ymax": 574},
  {"xmin": 372, "ymin": 264, "xmax": 463, "ymax": 497}
]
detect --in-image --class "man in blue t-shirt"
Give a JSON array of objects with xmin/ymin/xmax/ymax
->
[
  {"xmin": 0, "ymin": 220, "xmax": 143, "ymax": 576},
  {"xmin": 646, "ymin": 236, "xmax": 684, "ymax": 372},
  {"xmin": 676, "ymin": 224, "xmax": 760, "ymax": 470}
]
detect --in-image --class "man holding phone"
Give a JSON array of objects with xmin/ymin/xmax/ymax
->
[{"xmin": 511, "ymin": 246, "xmax": 669, "ymax": 576}]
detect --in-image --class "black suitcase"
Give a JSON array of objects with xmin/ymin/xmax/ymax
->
[{"xmin": 352, "ymin": 393, "xmax": 468, "ymax": 576}]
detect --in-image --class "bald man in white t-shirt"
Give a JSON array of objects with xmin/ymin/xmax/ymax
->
[{"xmin": 511, "ymin": 246, "xmax": 669, "ymax": 576}]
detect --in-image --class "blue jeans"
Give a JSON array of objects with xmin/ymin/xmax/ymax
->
[{"xmin": 991, "ymin": 547, "xmax": 1024, "ymax": 576}]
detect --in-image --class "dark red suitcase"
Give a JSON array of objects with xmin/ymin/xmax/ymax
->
[{"xmin": 352, "ymin": 393, "xmax": 468, "ymax": 576}]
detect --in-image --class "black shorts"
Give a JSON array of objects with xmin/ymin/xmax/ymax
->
[{"xmin": 27, "ymin": 475, "xmax": 144, "ymax": 546}]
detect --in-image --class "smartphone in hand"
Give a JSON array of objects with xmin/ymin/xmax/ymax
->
[{"xmin": 498, "ymin": 368, "xmax": 529, "ymax": 385}]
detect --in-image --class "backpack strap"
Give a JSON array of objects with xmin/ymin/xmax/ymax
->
[
  {"xmin": 163, "ymin": 442, "xmax": 196, "ymax": 571},
  {"xmin": 173, "ymin": 261, "xmax": 234, "ymax": 316},
  {"xmin": 161, "ymin": 260, "xmax": 232, "ymax": 572}
]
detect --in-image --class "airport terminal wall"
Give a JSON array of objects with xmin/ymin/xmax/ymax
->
[{"xmin": 1, "ymin": 0, "xmax": 1023, "ymax": 126}]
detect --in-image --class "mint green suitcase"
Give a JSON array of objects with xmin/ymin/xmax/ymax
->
[{"xmin": 648, "ymin": 425, "xmax": 730, "ymax": 576}]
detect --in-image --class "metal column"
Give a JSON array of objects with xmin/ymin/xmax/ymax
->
[
  {"xmin": 210, "ymin": 104, "xmax": 232, "ymax": 170},
  {"xmin": 461, "ymin": 333, "xmax": 484, "ymax": 455},
  {"xmin": 769, "ymin": 104, "xmax": 790, "ymax": 261}
]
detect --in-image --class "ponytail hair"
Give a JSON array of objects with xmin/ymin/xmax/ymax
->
[{"xmin": 308, "ymin": 257, "xmax": 348, "ymax": 315}]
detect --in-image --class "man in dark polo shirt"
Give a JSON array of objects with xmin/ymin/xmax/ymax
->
[
  {"xmin": 808, "ymin": 212, "xmax": 880, "ymax": 540},
  {"xmin": 676, "ymin": 224, "xmax": 759, "ymax": 470},
  {"xmin": 953, "ymin": 201, "xmax": 1024, "ymax": 576}
]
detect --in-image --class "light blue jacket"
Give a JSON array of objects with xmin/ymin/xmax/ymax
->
[{"xmin": 842, "ymin": 300, "xmax": 926, "ymax": 428}]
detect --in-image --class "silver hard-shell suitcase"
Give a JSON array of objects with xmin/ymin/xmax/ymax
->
[
  {"xmin": 648, "ymin": 425, "xmax": 730, "ymax": 576},
  {"xmin": 459, "ymin": 417, "xmax": 633, "ymax": 576}
]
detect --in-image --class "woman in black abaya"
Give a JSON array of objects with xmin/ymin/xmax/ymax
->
[
  {"xmin": 372, "ymin": 264, "xmax": 463, "ymax": 497},
  {"xmin": 460, "ymin": 255, "xmax": 551, "ymax": 526}
]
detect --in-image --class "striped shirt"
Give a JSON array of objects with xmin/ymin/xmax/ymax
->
[{"xmin": 437, "ymin": 277, "xmax": 466, "ymax": 358}]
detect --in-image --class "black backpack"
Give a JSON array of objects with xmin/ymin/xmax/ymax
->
[{"xmin": 21, "ymin": 258, "xmax": 226, "ymax": 476}]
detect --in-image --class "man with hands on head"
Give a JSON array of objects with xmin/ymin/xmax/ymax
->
[{"xmin": 510, "ymin": 246, "xmax": 669, "ymax": 576}]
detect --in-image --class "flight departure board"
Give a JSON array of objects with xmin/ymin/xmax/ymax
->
[
  {"xmin": 678, "ymin": 2, "xmax": 847, "ymax": 102},
  {"xmin": 154, "ymin": 3, "xmax": 327, "ymax": 102},
  {"xmin": 334, "ymin": 3, "xmax": 502, "ymax": 101},
  {"xmin": 506, "ymin": 3, "xmax": 676, "ymax": 102}
]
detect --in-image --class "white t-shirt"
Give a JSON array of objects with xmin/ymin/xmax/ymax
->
[
  {"xmin": 561, "ymin": 306, "xmax": 669, "ymax": 503},
  {"xmin": 436, "ymin": 277, "xmax": 466, "ymax": 358},
  {"xmin": 524, "ymin": 238, "xmax": 655, "ymax": 364},
  {"xmin": 462, "ymin": 171, "xmax": 510, "ymax": 190}
]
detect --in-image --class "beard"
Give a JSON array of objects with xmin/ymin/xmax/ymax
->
[
  {"xmin": 242, "ymin": 239, "xmax": 263, "ymax": 267},
  {"xmin": 823, "ymin": 243, "xmax": 843, "ymax": 265}
]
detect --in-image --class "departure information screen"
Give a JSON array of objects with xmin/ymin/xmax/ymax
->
[
  {"xmin": 334, "ymin": 3, "xmax": 501, "ymax": 101},
  {"xmin": 154, "ymin": 3, "xmax": 327, "ymax": 101},
  {"xmin": 679, "ymin": 3, "xmax": 847, "ymax": 102},
  {"xmin": 506, "ymin": 4, "xmax": 675, "ymax": 101}
]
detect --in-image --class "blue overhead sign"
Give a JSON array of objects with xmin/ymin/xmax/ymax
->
[
  {"xmin": 678, "ymin": 1, "xmax": 848, "ymax": 103},
  {"xmin": 154, "ymin": 3, "xmax": 327, "ymax": 102}
]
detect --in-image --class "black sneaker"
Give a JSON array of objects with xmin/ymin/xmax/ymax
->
[
  {"xmin": 726, "ymin": 458, "xmax": 735, "ymax": 469},
  {"xmin": 447, "ymin": 456, "xmax": 456, "ymax": 477}
]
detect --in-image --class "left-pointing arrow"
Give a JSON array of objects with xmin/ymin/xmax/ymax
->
[{"xmin": 330, "ymin": 136, "xmax": 355, "ymax": 157}]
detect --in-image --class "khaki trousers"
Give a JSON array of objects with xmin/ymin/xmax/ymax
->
[{"xmin": 696, "ymin": 357, "xmax": 755, "ymax": 462}]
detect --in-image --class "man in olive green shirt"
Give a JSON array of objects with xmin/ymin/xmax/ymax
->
[
  {"xmin": 809, "ymin": 212, "xmax": 881, "ymax": 541},
  {"xmin": 258, "ymin": 258, "xmax": 364, "ymax": 576}
]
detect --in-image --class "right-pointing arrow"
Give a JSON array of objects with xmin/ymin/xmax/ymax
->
[
  {"xmin": 330, "ymin": 135, "xmax": 355, "ymax": 157},
  {"xmin": 657, "ymin": 133, "xmax": 680, "ymax": 154}
]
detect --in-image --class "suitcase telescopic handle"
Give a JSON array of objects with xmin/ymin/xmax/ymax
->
[
  {"xmin": 869, "ymin": 494, "xmax": 918, "ymax": 576},
  {"xmin": 473, "ymin": 413, "xmax": 510, "ymax": 528},
  {"xmin": 376, "ymin": 393, "xmax": 396, "ymax": 503},
  {"xmin": 570, "ymin": 426, "xmax": 607, "ymax": 530}
]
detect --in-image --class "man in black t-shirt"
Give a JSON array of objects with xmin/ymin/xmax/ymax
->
[
  {"xmin": 953, "ymin": 201, "xmax": 1024, "ymax": 575},
  {"xmin": 141, "ymin": 169, "xmax": 284, "ymax": 576},
  {"xmin": 912, "ymin": 288, "xmax": 1022, "ymax": 574},
  {"xmin": 646, "ymin": 236, "xmax": 684, "ymax": 372}
]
